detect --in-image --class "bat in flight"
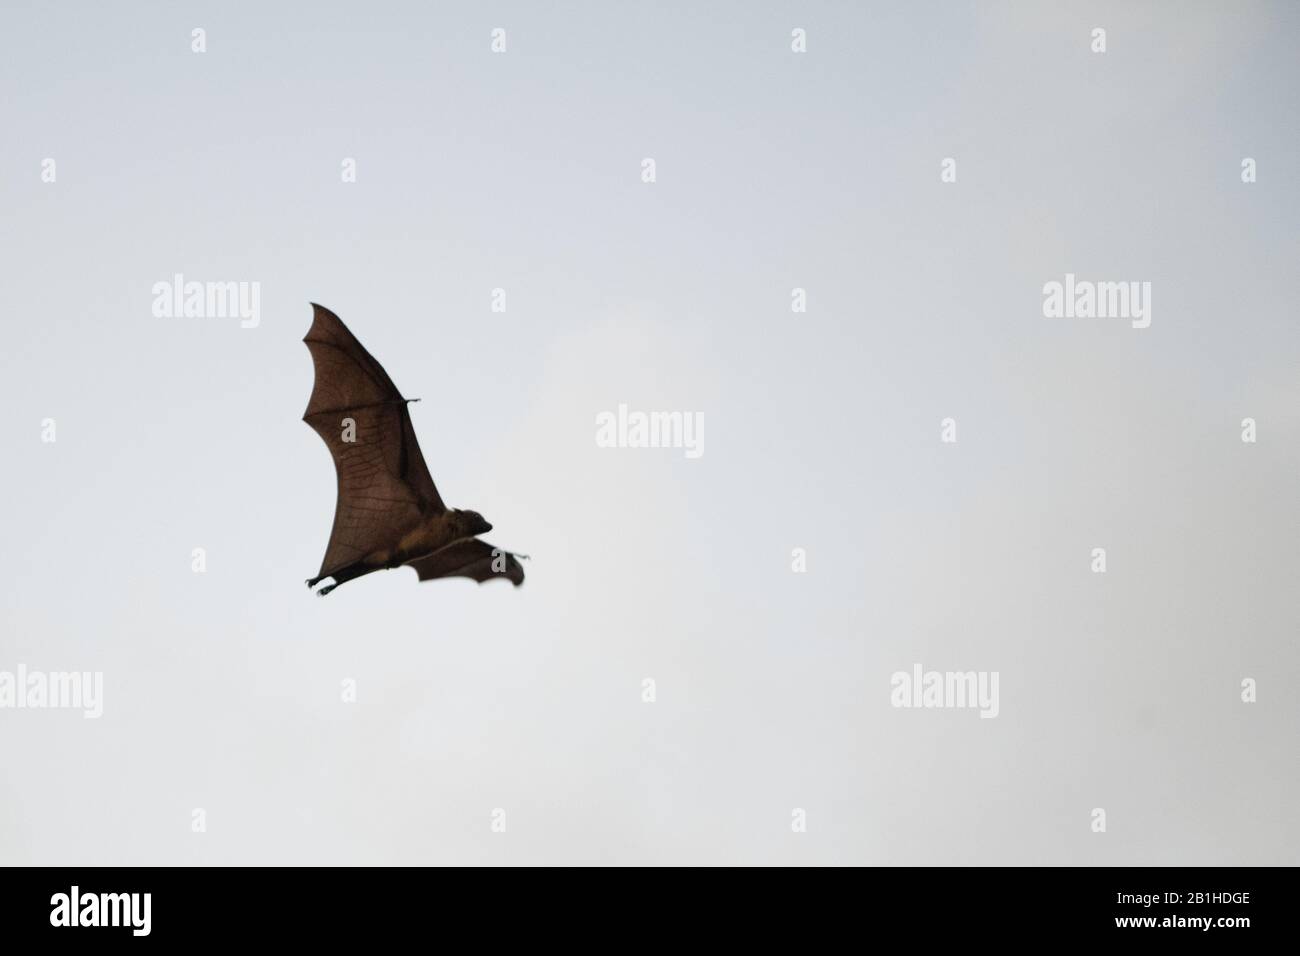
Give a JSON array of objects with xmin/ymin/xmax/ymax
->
[{"xmin": 301, "ymin": 303, "xmax": 526, "ymax": 596}]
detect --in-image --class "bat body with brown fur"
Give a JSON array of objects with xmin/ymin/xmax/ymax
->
[{"xmin": 301, "ymin": 303, "xmax": 526, "ymax": 596}]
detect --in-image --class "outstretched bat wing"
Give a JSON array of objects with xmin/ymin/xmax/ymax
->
[
  {"xmin": 302, "ymin": 303, "xmax": 445, "ymax": 578},
  {"xmin": 406, "ymin": 539, "xmax": 526, "ymax": 586}
]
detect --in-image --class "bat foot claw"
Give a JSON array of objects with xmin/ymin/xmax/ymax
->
[{"xmin": 316, "ymin": 583, "xmax": 338, "ymax": 597}]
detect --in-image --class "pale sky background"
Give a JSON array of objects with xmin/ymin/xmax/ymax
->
[{"xmin": 0, "ymin": 1, "xmax": 1296, "ymax": 865}]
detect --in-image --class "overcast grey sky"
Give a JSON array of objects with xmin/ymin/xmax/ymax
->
[{"xmin": 0, "ymin": 1, "xmax": 1296, "ymax": 865}]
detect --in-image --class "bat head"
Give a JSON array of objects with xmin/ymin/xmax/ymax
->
[{"xmin": 454, "ymin": 509, "xmax": 493, "ymax": 537}]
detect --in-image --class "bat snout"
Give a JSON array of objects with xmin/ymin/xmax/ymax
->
[{"xmin": 457, "ymin": 509, "xmax": 493, "ymax": 536}]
